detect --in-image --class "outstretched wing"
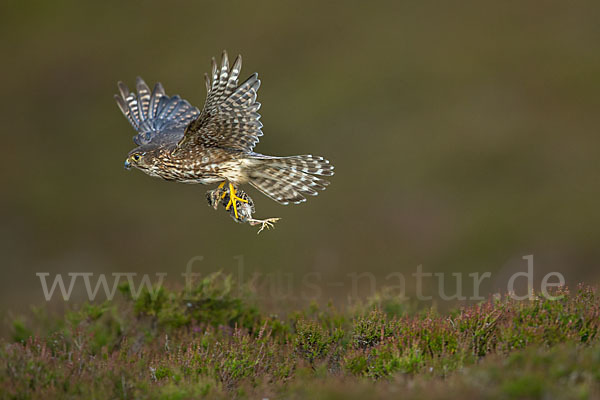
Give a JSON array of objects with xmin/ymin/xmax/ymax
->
[
  {"xmin": 114, "ymin": 77, "xmax": 200, "ymax": 147},
  {"xmin": 176, "ymin": 51, "xmax": 263, "ymax": 153}
]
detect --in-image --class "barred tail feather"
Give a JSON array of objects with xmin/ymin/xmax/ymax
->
[{"xmin": 248, "ymin": 155, "xmax": 334, "ymax": 205}]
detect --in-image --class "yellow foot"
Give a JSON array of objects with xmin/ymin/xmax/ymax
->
[
  {"xmin": 217, "ymin": 181, "xmax": 227, "ymax": 199},
  {"xmin": 248, "ymin": 217, "xmax": 281, "ymax": 234},
  {"xmin": 224, "ymin": 182, "xmax": 248, "ymax": 219}
]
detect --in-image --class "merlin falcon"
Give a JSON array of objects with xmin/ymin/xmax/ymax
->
[{"xmin": 115, "ymin": 51, "xmax": 334, "ymax": 231}]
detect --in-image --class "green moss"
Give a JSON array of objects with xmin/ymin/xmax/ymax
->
[{"xmin": 154, "ymin": 365, "xmax": 172, "ymax": 380}]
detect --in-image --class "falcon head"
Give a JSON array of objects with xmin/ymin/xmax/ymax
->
[{"xmin": 124, "ymin": 150, "xmax": 151, "ymax": 170}]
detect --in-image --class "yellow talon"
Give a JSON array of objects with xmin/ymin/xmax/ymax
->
[
  {"xmin": 224, "ymin": 182, "xmax": 248, "ymax": 219},
  {"xmin": 217, "ymin": 181, "xmax": 228, "ymax": 199}
]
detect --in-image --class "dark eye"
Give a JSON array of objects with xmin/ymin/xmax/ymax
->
[{"xmin": 133, "ymin": 154, "xmax": 140, "ymax": 161}]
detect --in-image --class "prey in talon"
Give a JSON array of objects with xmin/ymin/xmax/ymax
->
[
  {"xmin": 116, "ymin": 51, "xmax": 334, "ymax": 230},
  {"xmin": 206, "ymin": 185, "xmax": 281, "ymax": 233}
]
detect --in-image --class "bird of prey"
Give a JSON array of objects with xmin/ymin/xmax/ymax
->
[{"xmin": 115, "ymin": 51, "xmax": 334, "ymax": 231}]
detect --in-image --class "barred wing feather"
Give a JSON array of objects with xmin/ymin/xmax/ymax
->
[
  {"xmin": 114, "ymin": 77, "xmax": 200, "ymax": 146},
  {"xmin": 176, "ymin": 51, "xmax": 263, "ymax": 153}
]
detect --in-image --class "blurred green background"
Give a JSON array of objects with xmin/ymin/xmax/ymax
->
[{"xmin": 1, "ymin": 1, "xmax": 599, "ymax": 313}]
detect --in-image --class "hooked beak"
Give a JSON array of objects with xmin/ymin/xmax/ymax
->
[{"xmin": 124, "ymin": 159, "xmax": 132, "ymax": 170}]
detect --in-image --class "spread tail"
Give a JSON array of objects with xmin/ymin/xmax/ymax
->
[{"xmin": 248, "ymin": 155, "xmax": 334, "ymax": 205}]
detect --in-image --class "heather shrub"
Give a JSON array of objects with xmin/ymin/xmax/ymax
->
[{"xmin": 2, "ymin": 284, "xmax": 599, "ymax": 399}]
